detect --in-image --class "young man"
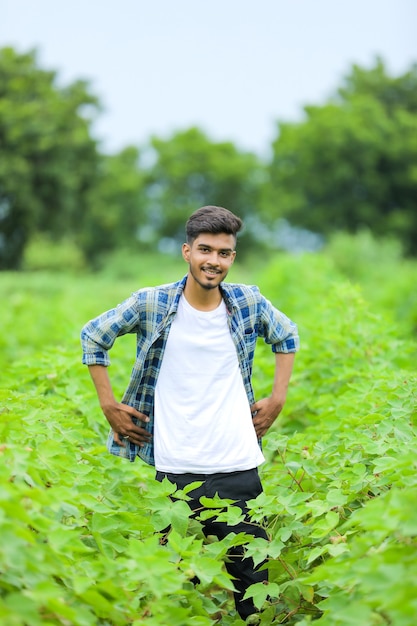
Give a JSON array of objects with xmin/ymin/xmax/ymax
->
[{"xmin": 81, "ymin": 205, "xmax": 299, "ymax": 620}]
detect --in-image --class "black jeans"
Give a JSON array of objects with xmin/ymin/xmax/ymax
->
[{"xmin": 155, "ymin": 468, "xmax": 268, "ymax": 620}]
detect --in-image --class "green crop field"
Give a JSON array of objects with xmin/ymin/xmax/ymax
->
[{"xmin": 1, "ymin": 248, "xmax": 416, "ymax": 625}]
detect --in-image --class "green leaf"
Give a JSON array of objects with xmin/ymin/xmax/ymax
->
[
  {"xmin": 326, "ymin": 489, "xmax": 348, "ymax": 507},
  {"xmin": 243, "ymin": 581, "xmax": 280, "ymax": 608}
]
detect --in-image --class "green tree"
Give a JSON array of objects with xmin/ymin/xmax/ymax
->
[
  {"xmin": 0, "ymin": 47, "xmax": 100, "ymax": 269},
  {"xmin": 338, "ymin": 57, "xmax": 417, "ymax": 114},
  {"xmin": 268, "ymin": 59, "xmax": 417, "ymax": 255},
  {"xmin": 80, "ymin": 146, "xmax": 146, "ymax": 266},
  {"xmin": 141, "ymin": 127, "xmax": 266, "ymax": 252}
]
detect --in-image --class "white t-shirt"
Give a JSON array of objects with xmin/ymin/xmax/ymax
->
[{"xmin": 154, "ymin": 295, "xmax": 265, "ymax": 473}]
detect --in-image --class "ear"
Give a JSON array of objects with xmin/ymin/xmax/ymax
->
[{"xmin": 182, "ymin": 242, "xmax": 190, "ymax": 263}]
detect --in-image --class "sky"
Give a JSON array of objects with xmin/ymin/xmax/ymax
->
[{"xmin": 2, "ymin": 0, "xmax": 417, "ymax": 157}]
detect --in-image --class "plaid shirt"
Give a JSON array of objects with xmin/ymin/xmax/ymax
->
[{"xmin": 81, "ymin": 275, "xmax": 299, "ymax": 465}]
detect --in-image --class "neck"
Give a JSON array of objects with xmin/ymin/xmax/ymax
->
[{"xmin": 183, "ymin": 277, "xmax": 222, "ymax": 311}]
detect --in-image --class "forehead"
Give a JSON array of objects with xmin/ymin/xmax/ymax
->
[{"xmin": 192, "ymin": 232, "xmax": 236, "ymax": 250}]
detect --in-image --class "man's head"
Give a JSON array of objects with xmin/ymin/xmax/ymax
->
[
  {"xmin": 185, "ymin": 206, "xmax": 243, "ymax": 246},
  {"xmin": 182, "ymin": 206, "xmax": 242, "ymax": 292}
]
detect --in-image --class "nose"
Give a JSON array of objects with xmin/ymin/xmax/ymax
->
[{"xmin": 207, "ymin": 252, "xmax": 221, "ymax": 266}]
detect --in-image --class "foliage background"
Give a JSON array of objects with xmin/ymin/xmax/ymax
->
[
  {"xmin": 1, "ymin": 239, "xmax": 416, "ymax": 624},
  {"xmin": 1, "ymin": 48, "xmax": 417, "ymax": 269},
  {"xmin": 1, "ymin": 46, "xmax": 416, "ymax": 625}
]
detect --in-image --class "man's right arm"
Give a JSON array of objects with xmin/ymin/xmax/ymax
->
[
  {"xmin": 81, "ymin": 295, "xmax": 152, "ymax": 447},
  {"xmin": 88, "ymin": 365, "xmax": 151, "ymax": 448}
]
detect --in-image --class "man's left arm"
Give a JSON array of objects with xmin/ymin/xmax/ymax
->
[{"xmin": 251, "ymin": 351, "xmax": 295, "ymax": 439}]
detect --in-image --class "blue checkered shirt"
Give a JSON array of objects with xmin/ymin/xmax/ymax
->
[{"xmin": 81, "ymin": 276, "xmax": 299, "ymax": 465}]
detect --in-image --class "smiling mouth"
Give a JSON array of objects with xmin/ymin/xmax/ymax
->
[{"xmin": 202, "ymin": 267, "xmax": 221, "ymax": 276}]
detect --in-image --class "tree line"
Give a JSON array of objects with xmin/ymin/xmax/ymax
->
[{"xmin": 1, "ymin": 46, "xmax": 416, "ymax": 270}]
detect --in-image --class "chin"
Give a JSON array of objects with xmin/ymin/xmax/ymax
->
[
  {"xmin": 202, "ymin": 282, "xmax": 219, "ymax": 290},
  {"xmin": 198, "ymin": 277, "xmax": 220, "ymax": 290}
]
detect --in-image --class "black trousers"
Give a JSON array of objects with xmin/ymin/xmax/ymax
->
[{"xmin": 155, "ymin": 468, "xmax": 268, "ymax": 620}]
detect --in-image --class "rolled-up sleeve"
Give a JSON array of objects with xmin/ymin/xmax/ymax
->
[
  {"xmin": 81, "ymin": 295, "xmax": 140, "ymax": 366},
  {"xmin": 260, "ymin": 296, "xmax": 300, "ymax": 354}
]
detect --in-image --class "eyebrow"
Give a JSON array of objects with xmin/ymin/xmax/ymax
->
[{"xmin": 197, "ymin": 243, "xmax": 235, "ymax": 253}]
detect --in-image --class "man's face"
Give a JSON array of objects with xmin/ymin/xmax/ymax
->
[{"xmin": 182, "ymin": 232, "xmax": 236, "ymax": 291}]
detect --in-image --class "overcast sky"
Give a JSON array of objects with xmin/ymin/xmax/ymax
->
[{"xmin": 2, "ymin": 0, "xmax": 417, "ymax": 156}]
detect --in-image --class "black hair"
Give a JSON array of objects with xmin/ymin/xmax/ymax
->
[{"xmin": 185, "ymin": 206, "xmax": 243, "ymax": 244}]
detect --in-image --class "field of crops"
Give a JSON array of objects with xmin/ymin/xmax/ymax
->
[{"xmin": 1, "ymin": 246, "xmax": 416, "ymax": 625}]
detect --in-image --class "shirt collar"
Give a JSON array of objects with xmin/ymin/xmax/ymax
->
[
  {"xmin": 219, "ymin": 282, "xmax": 237, "ymax": 315},
  {"xmin": 173, "ymin": 276, "xmax": 237, "ymax": 316}
]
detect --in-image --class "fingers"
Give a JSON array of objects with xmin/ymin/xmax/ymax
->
[
  {"xmin": 251, "ymin": 401, "xmax": 278, "ymax": 438},
  {"xmin": 104, "ymin": 403, "xmax": 152, "ymax": 448},
  {"xmin": 113, "ymin": 431, "xmax": 127, "ymax": 447},
  {"xmin": 115, "ymin": 424, "xmax": 152, "ymax": 448},
  {"xmin": 119, "ymin": 402, "xmax": 150, "ymax": 423}
]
